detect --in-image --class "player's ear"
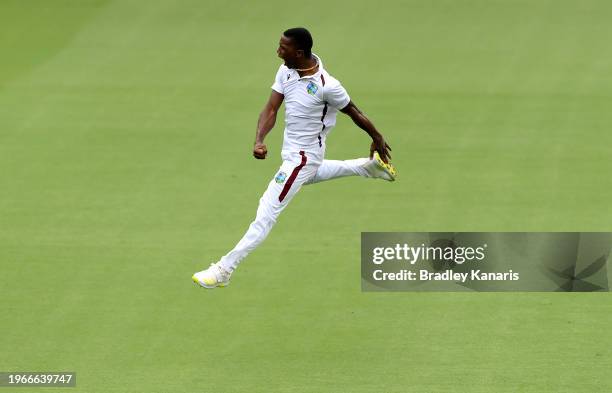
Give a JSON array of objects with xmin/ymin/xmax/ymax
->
[{"xmin": 296, "ymin": 49, "xmax": 304, "ymax": 58}]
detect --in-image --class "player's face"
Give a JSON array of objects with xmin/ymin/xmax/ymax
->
[{"xmin": 277, "ymin": 35, "xmax": 302, "ymax": 68}]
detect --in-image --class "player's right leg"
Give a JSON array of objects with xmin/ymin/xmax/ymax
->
[
  {"xmin": 305, "ymin": 151, "xmax": 396, "ymax": 185},
  {"xmin": 192, "ymin": 150, "xmax": 318, "ymax": 289}
]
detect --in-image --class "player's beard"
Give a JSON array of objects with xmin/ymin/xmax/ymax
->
[{"xmin": 284, "ymin": 58, "xmax": 296, "ymax": 69}]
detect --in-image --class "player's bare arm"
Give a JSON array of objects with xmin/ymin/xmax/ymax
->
[
  {"xmin": 340, "ymin": 101, "xmax": 392, "ymax": 163},
  {"xmin": 253, "ymin": 90, "xmax": 284, "ymax": 159}
]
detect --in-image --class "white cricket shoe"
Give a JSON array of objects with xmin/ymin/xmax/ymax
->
[
  {"xmin": 192, "ymin": 263, "xmax": 232, "ymax": 288},
  {"xmin": 362, "ymin": 151, "xmax": 397, "ymax": 181}
]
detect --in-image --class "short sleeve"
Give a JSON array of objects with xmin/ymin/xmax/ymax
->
[
  {"xmin": 325, "ymin": 82, "xmax": 350, "ymax": 110},
  {"xmin": 271, "ymin": 66, "xmax": 285, "ymax": 94}
]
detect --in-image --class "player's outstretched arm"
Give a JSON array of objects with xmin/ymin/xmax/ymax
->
[
  {"xmin": 253, "ymin": 90, "xmax": 284, "ymax": 159},
  {"xmin": 341, "ymin": 101, "xmax": 392, "ymax": 163}
]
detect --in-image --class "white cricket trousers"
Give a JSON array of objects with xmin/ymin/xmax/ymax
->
[{"xmin": 218, "ymin": 148, "xmax": 370, "ymax": 273}]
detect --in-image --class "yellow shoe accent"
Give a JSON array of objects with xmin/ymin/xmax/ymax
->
[
  {"xmin": 373, "ymin": 151, "xmax": 397, "ymax": 180},
  {"xmin": 192, "ymin": 263, "xmax": 232, "ymax": 289}
]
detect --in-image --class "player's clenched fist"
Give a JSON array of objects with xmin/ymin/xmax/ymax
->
[{"xmin": 253, "ymin": 143, "xmax": 268, "ymax": 159}]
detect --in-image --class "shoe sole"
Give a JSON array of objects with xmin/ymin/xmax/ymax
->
[
  {"xmin": 192, "ymin": 274, "xmax": 229, "ymax": 289},
  {"xmin": 374, "ymin": 152, "xmax": 397, "ymax": 181}
]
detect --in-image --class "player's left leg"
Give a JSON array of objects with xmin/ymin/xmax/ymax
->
[
  {"xmin": 304, "ymin": 158, "xmax": 370, "ymax": 183},
  {"xmin": 305, "ymin": 152, "xmax": 396, "ymax": 185}
]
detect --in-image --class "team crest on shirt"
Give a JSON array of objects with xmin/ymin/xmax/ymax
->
[
  {"xmin": 275, "ymin": 171, "xmax": 287, "ymax": 184},
  {"xmin": 306, "ymin": 81, "xmax": 318, "ymax": 95}
]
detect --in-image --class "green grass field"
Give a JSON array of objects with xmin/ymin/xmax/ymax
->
[{"xmin": 1, "ymin": 1, "xmax": 611, "ymax": 392}]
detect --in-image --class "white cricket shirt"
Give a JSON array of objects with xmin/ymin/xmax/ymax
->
[{"xmin": 271, "ymin": 53, "xmax": 350, "ymax": 151}]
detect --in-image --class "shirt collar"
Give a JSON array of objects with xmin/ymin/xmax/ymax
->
[{"xmin": 296, "ymin": 53, "xmax": 323, "ymax": 80}]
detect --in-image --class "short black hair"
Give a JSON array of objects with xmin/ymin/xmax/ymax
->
[{"xmin": 283, "ymin": 27, "xmax": 313, "ymax": 57}]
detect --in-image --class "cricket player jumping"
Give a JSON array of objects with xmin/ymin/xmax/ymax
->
[{"xmin": 192, "ymin": 27, "xmax": 396, "ymax": 288}]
